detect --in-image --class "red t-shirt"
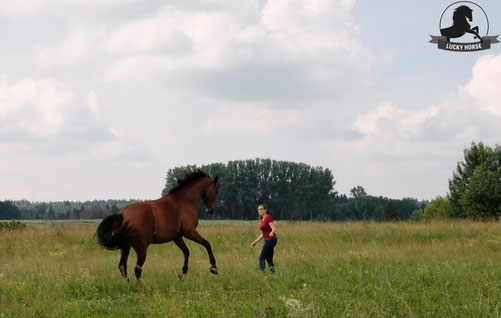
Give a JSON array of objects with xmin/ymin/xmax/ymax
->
[{"xmin": 259, "ymin": 215, "xmax": 277, "ymax": 241}]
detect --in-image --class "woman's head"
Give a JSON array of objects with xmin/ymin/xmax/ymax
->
[{"xmin": 257, "ymin": 204, "xmax": 267, "ymax": 220}]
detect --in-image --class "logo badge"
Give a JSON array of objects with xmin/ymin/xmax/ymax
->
[{"xmin": 429, "ymin": 1, "xmax": 499, "ymax": 52}]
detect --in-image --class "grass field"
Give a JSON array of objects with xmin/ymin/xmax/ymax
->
[{"xmin": 1, "ymin": 220, "xmax": 501, "ymax": 317}]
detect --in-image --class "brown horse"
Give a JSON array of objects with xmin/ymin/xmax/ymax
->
[{"xmin": 96, "ymin": 170, "xmax": 219, "ymax": 282}]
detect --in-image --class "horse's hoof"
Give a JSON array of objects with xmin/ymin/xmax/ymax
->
[
  {"xmin": 210, "ymin": 267, "xmax": 218, "ymax": 275},
  {"xmin": 178, "ymin": 273, "xmax": 185, "ymax": 280}
]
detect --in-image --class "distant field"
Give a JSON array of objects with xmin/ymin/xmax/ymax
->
[{"xmin": 1, "ymin": 220, "xmax": 501, "ymax": 317}]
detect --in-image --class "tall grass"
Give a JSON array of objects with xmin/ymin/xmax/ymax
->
[{"xmin": 1, "ymin": 220, "xmax": 501, "ymax": 317}]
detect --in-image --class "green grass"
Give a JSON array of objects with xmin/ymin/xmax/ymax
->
[
  {"xmin": 1, "ymin": 220, "xmax": 501, "ymax": 317},
  {"xmin": 0, "ymin": 220, "xmax": 26, "ymax": 231}
]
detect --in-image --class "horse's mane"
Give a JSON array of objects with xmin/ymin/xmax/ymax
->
[
  {"xmin": 168, "ymin": 169, "xmax": 210, "ymax": 194},
  {"xmin": 453, "ymin": 5, "xmax": 472, "ymax": 23}
]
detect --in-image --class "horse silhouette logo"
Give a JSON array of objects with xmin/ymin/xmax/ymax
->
[{"xmin": 430, "ymin": 1, "xmax": 499, "ymax": 52}]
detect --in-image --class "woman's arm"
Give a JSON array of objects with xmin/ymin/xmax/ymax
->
[
  {"xmin": 269, "ymin": 222, "xmax": 276, "ymax": 237},
  {"xmin": 250, "ymin": 233, "xmax": 263, "ymax": 248}
]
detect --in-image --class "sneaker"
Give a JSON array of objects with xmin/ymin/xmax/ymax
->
[{"xmin": 269, "ymin": 266, "xmax": 275, "ymax": 274}]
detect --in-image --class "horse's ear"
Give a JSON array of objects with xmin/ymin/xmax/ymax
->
[{"xmin": 214, "ymin": 176, "xmax": 219, "ymax": 184}]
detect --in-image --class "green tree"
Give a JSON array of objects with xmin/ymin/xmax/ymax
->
[
  {"xmin": 460, "ymin": 164, "xmax": 501, "ymax": 219},
  {"xmin": 382, "ymin": 199, "xmax": 400, "ymax": 221},
  {"xmin": 161, "ymin": 159, "xmax": 336, "ymax": 220},
  {"xmin": 394, "ymin": 198, "xmax": 420, "ymax": 220},
  {"xmin": 373, "ymin": 205, "xmax": 384, "ymax": 221},
  {"xmin": 34, "ymin": 203, "xmax": 48, "ymax": 220},
  {"xmin": 64, "ymin": 201, "xmax": 72, "ymax": 219},
  {"xmin": 110, "ymin": 204, "xmax": 120, "ymax": 215},
  {"xmin": 412, "ymin": 196, "xmax": 451, "ymax": 221},
  {"xmin": 74, "ymin": 205, "xmax": 83, "ymax": 219},
  {"xmin": 0, "ymin": 201, "xmax": 21, "ymax": 220},
  {"xmin": 350, "ymin": 186, "xmax": 367, "ymax": 199},
  {"xmin": 48, "ymin": 205, "xmax": 55, "ymax": 220},
  {"xmin": 448, "ymin": 142, "xmax": 501, "ymax": 219}
]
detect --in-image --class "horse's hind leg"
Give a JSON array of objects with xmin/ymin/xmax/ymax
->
[
  {"xmin": 185, "ymin": 230, "xmax": 217, "ymax": 275},
  {"xmin": 118, "ymin": 245, "xmax": 131, "ymax": 281},
  {"xmin": 131, "ymin": 243, "xmax": 148, "ymax": 285},
  {"xmin": 468, "ymin": 26, "xmax": 483, "ymax": 42},
  {"xmin": 174, "ymin": 237, "xmax": 190, "ymax": 279}
]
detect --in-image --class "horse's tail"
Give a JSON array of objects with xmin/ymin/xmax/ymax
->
[{"xmin": 95, "ymin": 214, "xmax": 129, "ymax": 250}]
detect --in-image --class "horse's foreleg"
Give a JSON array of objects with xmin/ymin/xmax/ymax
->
[
  {"xmin": 118, "ymin": 245, "xmax": 131, "ymax": 281},
  {"xmin": 174, "ymin": 237, "xmax": 190, "ymax": 279},
  {"xmin": 185, "ymin": 230, "xmax": 217, "ymax": 275}
]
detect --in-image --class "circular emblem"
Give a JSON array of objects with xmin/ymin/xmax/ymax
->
[{"xmin": 439, "ymin": 1, "xmax": 489, "ymax": 43}]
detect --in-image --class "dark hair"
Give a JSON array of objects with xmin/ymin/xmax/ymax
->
[{"xmin": 258, "ymin": 204, "xmax": 267, "ymax": 220}]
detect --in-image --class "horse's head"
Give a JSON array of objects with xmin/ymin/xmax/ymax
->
[
  {"xmin": 454, "ymin": 5, "xmax": 473, "ymax": 22},
  {"xmin": 202, "ymin": 176, "xmax": 219, "ymax": 214}
]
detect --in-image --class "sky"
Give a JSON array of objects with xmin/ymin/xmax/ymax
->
[{"xmin": 1, "ymin": 0, "xmax": 500, "ymax": 202}]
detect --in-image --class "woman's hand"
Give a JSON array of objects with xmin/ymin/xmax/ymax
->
[
  {"xmin": 269, "ymin": 222, "xmax": 276, "ymax": 238},
  {"xmin": 251, "ymin": 234, "xmax": 263, "ymax": 247}
]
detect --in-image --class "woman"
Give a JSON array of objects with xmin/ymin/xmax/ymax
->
[{"xmin": 250, "ymin": 204, "xmax": 277, "ymax": 273}]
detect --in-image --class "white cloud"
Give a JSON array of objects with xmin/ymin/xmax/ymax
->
[
  {"xmin": 87, "ymin": 90, "xmax": 100, "ymax": 116},
  {"xmin": 33, "ymin": 26, "xmax": 107, "ymax": 67},
  {"xmin": 342, "ymin": 53, "xmax": 501, "ymax": 152},
  {"xmin": 351, "ymin": 102, "xmax": 441, "ymax": 139},
  {"xmin": 203, "ymin": 103, "xmax": 302, "ymax": 135},
  {"xmin": 0, "ymin": 0, "xmax": 136, "ymax": 18},
  {"xmin": 32, "ymin": 0, "xmax": 376, "ymax": 100},
  {"xmin": 319, "ymin": 53, "xmax": 501, "ymax": 199},
  {"xmin": 463, "ymin": 54, "xmax": 501, "ymax": 117},
  {"xmin": 91, "ymin": 129, "xmax": 152, "ymax": 161},
  {"xmin": 0, "ymin": 76, "xmax": 74, "ymax": 138},
  {"xmin": 0, "ymin": 76, "xmax": 111, "ymax": 145},
  {"xmin": 261, "ymin": 0, "xmax": 354, "ymax": 32}
]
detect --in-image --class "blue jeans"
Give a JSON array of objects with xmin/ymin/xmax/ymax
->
[{"xmin": 259, "ymin": 239, "xmax": 277, "ymax": 271}]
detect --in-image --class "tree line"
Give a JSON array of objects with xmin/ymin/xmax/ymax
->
[
  {"xmin": 0, "ymin": 200, "xmax": 138, "ymax": 221},
  {"xmin": 1, "ymin": 158, "xmax": 422, "ymax": 221},
  {"xmin": 162, "ymin": 159, "xmax": 424, "ymax": 221},
  {"xmin": 4, "ymin": 142, "xmax": 499, "ymax": 222}
]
